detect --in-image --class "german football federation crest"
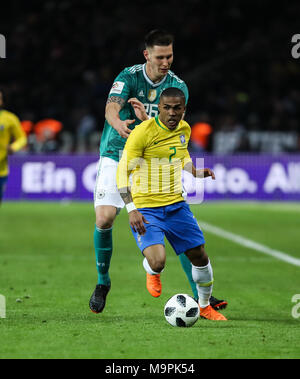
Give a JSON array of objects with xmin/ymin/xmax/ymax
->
[
  {"xmin": 97, "ymin": 190, "xmax": 105, "ymax": 200},
  {"xmin": 147, "ymin": 89, "xmax": 157, "ymax": 102},
  {"xmin": 180, "ymin": 134, "xmax": 186, "ymax": 144}
]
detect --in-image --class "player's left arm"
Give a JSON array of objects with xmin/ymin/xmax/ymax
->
[
  {"xmin": 8, "ymin": 115, "xmax": 27, "ymax": 154},
  {"xmin": 184, "ymin": 160, "xmax": 215, "ymax": 180},
  {"xmin": 116, "ymin": 125, "xmax": 149, "ymax": 235},
  {"xmin": 182, "ymin": 137, "xmax": 215, "ymax": 180}
]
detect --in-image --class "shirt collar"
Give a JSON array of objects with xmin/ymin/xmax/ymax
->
[
  {"xmin": 155, "ymin": 116, "xmax": 179, "ymax": 131},
  {"xmin": 143, "ymin": 64, "xmax": 168, "ymax": 87}
]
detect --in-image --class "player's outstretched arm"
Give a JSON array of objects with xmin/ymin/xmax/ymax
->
[
  {"xmin": 105, "ymin": 96, "xmax": 135, "ymax": 138},
  {"xmin": 183, "ymin": 161, "xmax": 215, "ymax": 180},
  {"xmin": 200, "ymin": 168, "xmax": 215, "ymax": 179}
]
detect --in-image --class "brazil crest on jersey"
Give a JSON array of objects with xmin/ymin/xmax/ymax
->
[{"xmin": 100, "ymin": 63, "xmax": 189, "ymax": 162}]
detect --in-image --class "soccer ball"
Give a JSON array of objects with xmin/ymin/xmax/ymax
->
[{"xmin": 164, "ymin": 294, "xmax": 199, "ymax": 327}]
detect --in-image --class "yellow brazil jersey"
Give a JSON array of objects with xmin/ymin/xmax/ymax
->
[
  {"xmin": 117, "ymin": 116, "xmax": 192, "ymax": 208},
  {"xmin": 0, "ymin": 110, "xmax": 27, "ymax": 177}
]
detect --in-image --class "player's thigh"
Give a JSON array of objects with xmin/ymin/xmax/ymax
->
[
  {"xmin": 165, "ymin": 202, "xmax": 205, "ymax": 256},
  {"xmin": 94, "ymin": 156, "xmax": 124, "ymax": 210},
  {"xmin": 130, "ymin": 208, "xmax": 165, "ymax": 258},
  {"xmin": 143, "ymin": 244, "xmax": 166, "ymax": 272}
]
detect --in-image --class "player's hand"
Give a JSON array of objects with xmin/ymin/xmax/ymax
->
[
  {"xmin": 115, "ymin": 119, "xmax": 135, "ymax": 139},
  {"xmin": 203, "ymin": 168, "xmax": 215, "ymax": 180},
  {"xmin": 128, "ymin": 98, "xmax": 149, "ymax": 121},
  {"xmin": 129, "ymin": 210, "xmax": 149, "ymax": 236}
]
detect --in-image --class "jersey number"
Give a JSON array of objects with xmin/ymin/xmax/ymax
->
[
  {"xmin": 169, "ymin": 147, "xmax": 176, "ymax": 162},
  {"xmin": 144, "ymin": 103, "xmax": 158, "ymax": 118}
]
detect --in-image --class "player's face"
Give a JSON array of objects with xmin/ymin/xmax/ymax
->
[
  {"xmin": 158, "ymin": 96, "xmax": 186, "ymax": 130},
  {"xmin": 144, "ymin": 44, "xmax": 173, "ymax": 82}
]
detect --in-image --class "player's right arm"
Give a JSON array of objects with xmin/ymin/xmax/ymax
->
[
  {"xmin": 106, "ymin": 68, "xmax": 146, "ymax": 139},
  {"xmin": 118, "ymin": 184, "xmax": 148, "ymax": 235},
  {"xmin": 105, "ymin": 96, "xmax": 135, "ymax": 139}
]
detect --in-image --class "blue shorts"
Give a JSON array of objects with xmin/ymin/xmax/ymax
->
[
  {"xmin": 0, "ymin": 176, "xmax": 8, "ymax": 201},
  {"xmin": 131, "ymin": 201, "xmax": 205, "ymax": 256}
]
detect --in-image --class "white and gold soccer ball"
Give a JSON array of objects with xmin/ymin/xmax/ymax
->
[{"xmin": 164, "ymin": 294, "xmax": 199, "ymax": 327}]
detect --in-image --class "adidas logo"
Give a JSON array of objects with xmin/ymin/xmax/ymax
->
[{"xmin": 138, "ymin": 90, "xmax": 144, "ymax": 97}]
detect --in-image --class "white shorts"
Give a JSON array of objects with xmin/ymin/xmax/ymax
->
[{"xmin": 94, "ymin": 156, "xmax": 125, "ymax": 209}]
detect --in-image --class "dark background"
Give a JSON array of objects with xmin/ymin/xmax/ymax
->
[{"xmin": 0, "ymin": 0, "xmax": 299, "ymax": 152}]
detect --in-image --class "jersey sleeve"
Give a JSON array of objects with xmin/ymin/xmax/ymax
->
[
  {"xmin": 107, "ymin": 68, "xmax": 134, "ymax": 102},
  {"xmin": 116, "ymin": 123, "xmax": 147, "ymax": 189},
  {"xmin": 9, "ymin": 114, "xmax": 27, "ymax": 152}
]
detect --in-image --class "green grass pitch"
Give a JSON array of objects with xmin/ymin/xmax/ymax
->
[{"xmin": 0, "ymin": 201, "xmax": 300, "ymax": 359}]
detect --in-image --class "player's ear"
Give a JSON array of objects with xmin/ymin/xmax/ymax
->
[
  {"xmin": 143, "ymin": 49, "xmax": 149, "ymax": 62},
  {"xmin": 182, "ymin": 104, "xmax": 186, "ymax": 119}
]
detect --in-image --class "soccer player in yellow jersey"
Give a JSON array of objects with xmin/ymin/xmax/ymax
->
[
  {"xmin": 89, "ymin": 30, "xmax": 227, "ymax": 314},
  {"xmin": 0, "ymin": 89, "xmax": 27, "ymax": 204},
  {"xmin": 117, "ymin": 88, "xmax": 227, "ymax": 320}
]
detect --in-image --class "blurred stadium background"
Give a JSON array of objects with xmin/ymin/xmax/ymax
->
[{"xmin": 1, "ymin": 0, "xmax": 300, "ymax": 201}]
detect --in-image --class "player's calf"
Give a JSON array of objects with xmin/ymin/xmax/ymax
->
[{"xmin": 143, "ymin": 247, "xmax": 165, "ymax": 298}]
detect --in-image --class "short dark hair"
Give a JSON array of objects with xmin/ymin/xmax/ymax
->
[
  {"xmin": 160, "ymin": 87, "xmax": 185, "ymax": 102},
  {"xmin": 145, "ymin": 29, "xmax": 174, "ymax": 49}
]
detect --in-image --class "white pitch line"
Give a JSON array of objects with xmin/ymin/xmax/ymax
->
[{"xmin": 198, "ymin": 220, "xmax": 300, "ymax": 267}]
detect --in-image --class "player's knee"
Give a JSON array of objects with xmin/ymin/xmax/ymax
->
[
  {"xmin": 186, "ymin": 245, "xmax": 208, "ymax": 267},
  {"xmin": 96, "ymin": 215, "xmax": 113, "ymax": 229},
  {"xmin": 95, "ymin": 206, "xmax": 117, "ymax": 229}
]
